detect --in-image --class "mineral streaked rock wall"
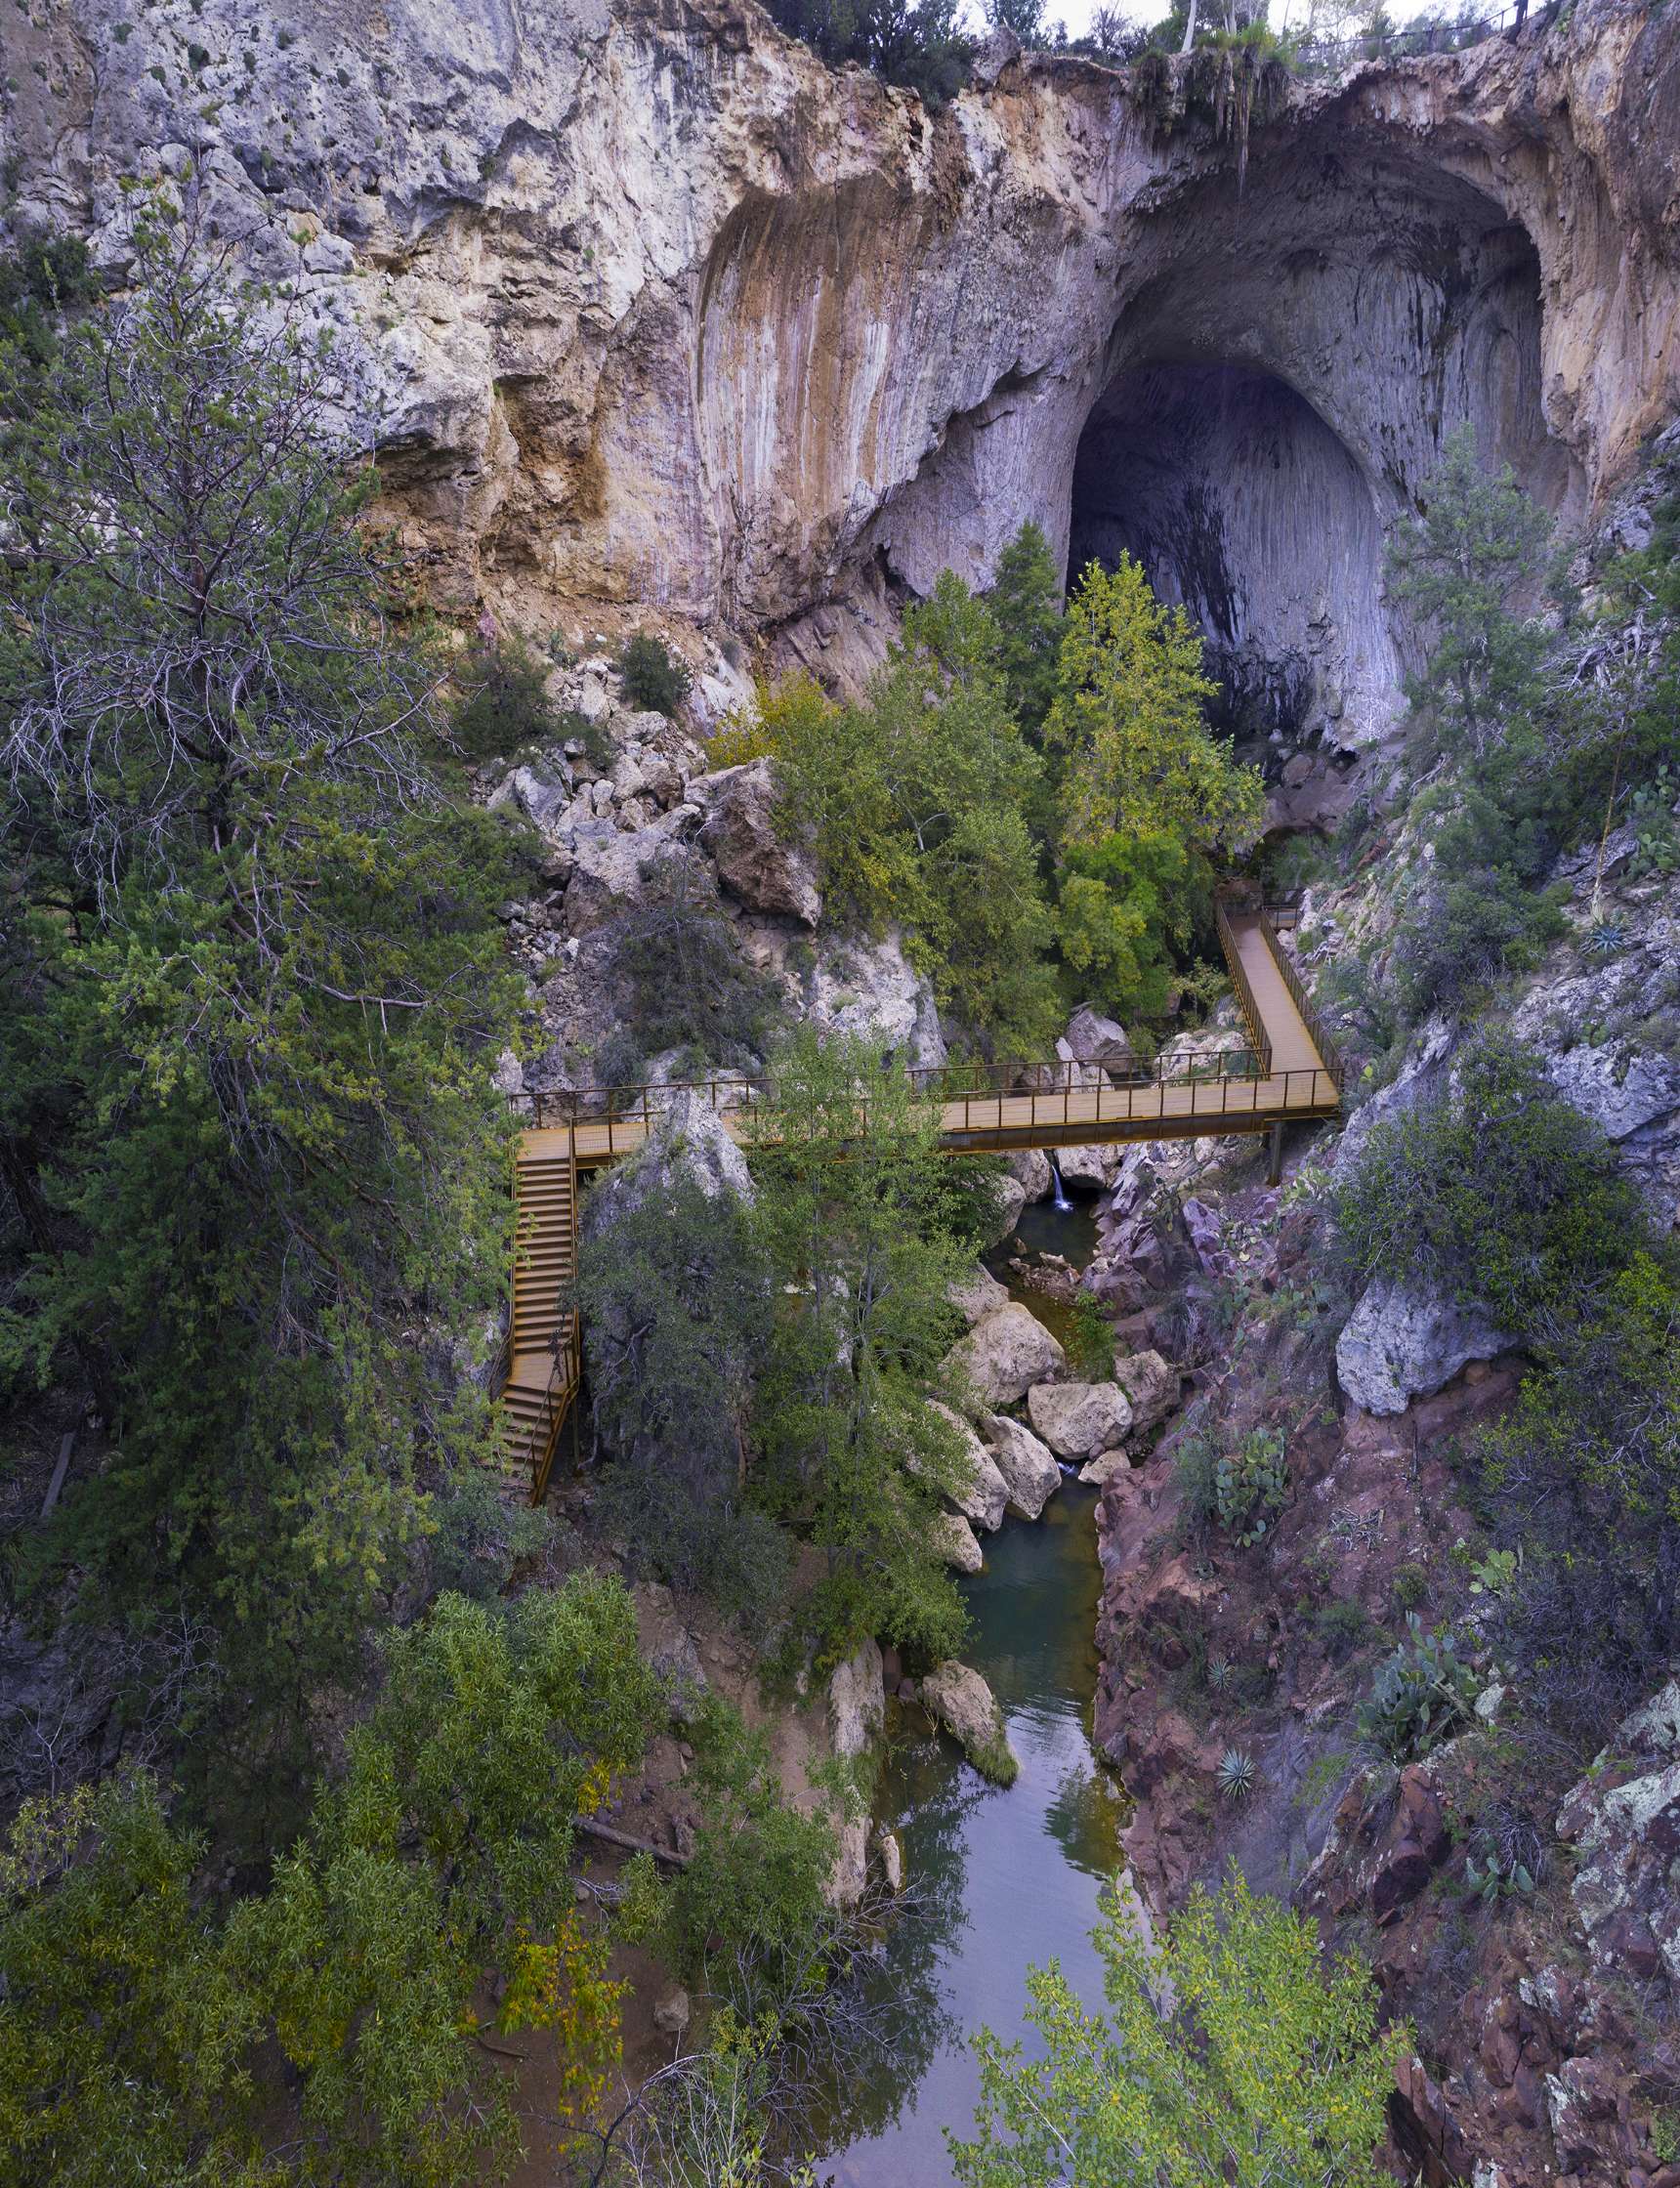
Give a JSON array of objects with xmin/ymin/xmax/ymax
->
[{"xmin": 7, "ymin": 0, "xmax": 1678, "ymax": 716}]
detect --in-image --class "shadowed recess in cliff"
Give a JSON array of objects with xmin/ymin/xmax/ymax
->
[{"xmin": 1069, "ymin": 362, "xmax": 1393, "ymax": 742}]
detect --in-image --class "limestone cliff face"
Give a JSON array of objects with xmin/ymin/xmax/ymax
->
[{"xmin": 7, "ymin": 0, "xmax": 1678, "ymax": 732}]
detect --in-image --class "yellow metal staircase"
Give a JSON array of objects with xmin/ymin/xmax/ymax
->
[{"xmin": 495, "ymin": 1147, "xmax": 581, "ymax": 1501}]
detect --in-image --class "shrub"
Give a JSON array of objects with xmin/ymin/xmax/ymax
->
[
  {"xmin": 1392, "ymin": 1561, "xmax": 1429, "ymax": 1612},
  {"xmin": 1357, "ymin": 1616, "xmax": 1478, "ymax": 1762},
  {"xmin": 1215, "ymin": 1426, "xmax": 1287, "ymax": 1545},
  {"xmin": 1317, "ymin": 1598, "xmax": 1371, "ymax": 1660},
  {"xmin": 616, "ymin": 630, "xmax": 692, "ymax": 717},
  {"xmin": 449, "ymin": 633, "xmax": 566, "ymax": 761},
  {"xmin": 1068, "ymin": 1292, "xmax": 1116, "ymax": 1380},
  {"xmin": 594, "ymin": 848, "xmax": 783, "ymax": 1073},
  {"xmin": 1335, "ymin": 1035, "xmax": 1639, "ymax": 1335}
]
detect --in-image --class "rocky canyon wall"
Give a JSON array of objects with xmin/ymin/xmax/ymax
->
[{"xmin": 6, "ymin": 0, "xmax": 1678, "ymax": 735}]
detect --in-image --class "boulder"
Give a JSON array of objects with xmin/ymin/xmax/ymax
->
[
  {"xmin": 875, "ymin": 1825, "xmax": 904, "ymax": 1892},
  {"xmin": 944, "ymin": 1303, "xmax": 1066, "ymax": 1407},
  {"xmin": 987, "ymin": 1173, "xmax": 1029, "ymax": 1245},
  {"xmin": 1058, "ymin": 1143, "xmax": 1121, "ymax": 1191},
  {"xmin": 487, "ymin": 758, "xmax": 573, "ymax": 831},
  {"xmin": 932, "ymin": 1509, "xmax": 984, "ymax": 1572},
  {"xmin": 1004, "ymin": 1147, "xmax": 1053, "ymax": 1202},
  {"xmin": 922, "ymin": 1661, "xmax": 1019, "ymax": 1785},
  {"xmin": 562, "ymin": 820, "xmax": 689, "ymax": 936},
  {"xmin": 808, "ymin": 927, "xmax": 945, "ymax": 1069},
  {"xmin": 1113, "ymin": 1349, "xmax": 1180, "ymax": 1436},
  {"xmin": 1078, "ymin": 1448, "xmax": 1132, "ymax": 1486},
  {"xmin": 1180, "ymin": 1197, "xmax": 1232, "ymax": 1278},
  {"xmin": 1557, "ymin": 1679, "xmax": 1680, "ymax": 2000},
  {"xmin": 652, "ymin": 1986, "xmax": 691, "ymax": 2039},
  {"xmin": 948, "ymin": 1265, "xmax": 1012, "ymax": 1327},
  {"xmin": 1335, "ymin": 1277, "xmax": 1516, "ymax": 1415},
  {"xmin": 983, "ymin": 1413, "xmax": 1063, "ymax": 1519},
  {"xmin": 1028, "ymin": 1379, "xmax": 1134, "ymax": 1460},
  {"xmin": 926, "ymin": 1401, "xmax": 1010, "ymax": 1532},
  {"xmin": 1064, "ymin": 1003, "xmax": 1134, "ymax": 1070},
  {"xmin": 688, "ymin": 758, "xmax": 821, "ymax": 925},
  {"xmin": 827, "ymin": 1636, "xmax": 885, "ymax": 1760}
]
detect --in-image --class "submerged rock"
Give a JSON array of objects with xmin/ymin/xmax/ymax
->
[{"xmin": 922, "ymin": 1661, "xmax": 1019, "ymax": 1786}]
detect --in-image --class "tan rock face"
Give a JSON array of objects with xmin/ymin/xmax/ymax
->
[{"xmin": 14, "ymin": 2, "xmax": 1677, "ymax": 730}]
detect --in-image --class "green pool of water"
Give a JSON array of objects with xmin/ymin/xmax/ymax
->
[{"xmin": 818, "ymin": 1482, "xmax": 1127, "ymax": 2184}]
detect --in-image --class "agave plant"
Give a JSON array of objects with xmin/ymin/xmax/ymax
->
[
  {"xmin": 1207, "ymin": 1650, "xmax": 1233, "ymax": 1692},
  {"xmin": 1216, "ymin": 1747, "xmax": 1256, "ymax": 1801}
]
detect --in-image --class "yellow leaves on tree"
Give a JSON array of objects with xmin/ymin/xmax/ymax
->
[{"xmin": 501, "ymin": 1912, "xmax": 628, "ymax": 2148}]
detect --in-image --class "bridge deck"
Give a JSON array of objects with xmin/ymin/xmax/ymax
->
[{"xmin": 497, "ymin": 904, "xmax": 1338, "ymax": 1500}]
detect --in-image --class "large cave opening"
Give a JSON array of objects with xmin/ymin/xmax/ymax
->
[
  {"xmin": 1069, "ymin": 362, "xmax": 1393, "ymax": 744},
  {"xmin": 1061, "ymin": 191, "xmax": 1572, "ymax": 762}
]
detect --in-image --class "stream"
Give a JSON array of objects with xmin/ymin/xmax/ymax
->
[{"xmin": 819, "ymin": 1198, "xmax": 1125, "ymax": 2186}]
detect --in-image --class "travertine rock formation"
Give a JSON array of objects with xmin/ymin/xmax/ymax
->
[{"xmin": 8, "ymin": 0, "xmax": 1676, "ymax": 741}]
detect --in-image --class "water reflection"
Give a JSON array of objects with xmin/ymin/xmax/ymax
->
[{"xmin": 816, "ymin": 1487, "xmax": 1126, "ymax": 2186}]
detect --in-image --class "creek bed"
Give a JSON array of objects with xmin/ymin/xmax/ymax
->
[{"xmin": 819, "ymin": 1201, "xmax": 1125, "ymax": 2185}]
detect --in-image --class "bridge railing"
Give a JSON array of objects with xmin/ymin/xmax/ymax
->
[
  {"xmin": 521, "ymin": 1044, "xmax": 1274, "ymax": 1140},
  {"xmin": 1256, "ymin": 905, "xmax": 1345, "ymax": 1098},
  {"xmin": 1214, "ymin": 895, "xmax": 1276, "ymax": 1072}
]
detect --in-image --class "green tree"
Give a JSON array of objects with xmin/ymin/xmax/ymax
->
[
  {"xmin": 575, "ymin": 1157, "xmax": 789, "ymax": 1623},
  {"xmin": 950, "ymin": 1872, "xmax": 1401, "ymax": 2188},
  {"xmin": 0, "ymin": 1581, "xmax": 659, "ymax": 2188},
  {"xmin": 0, "ymin": 1777, "xmax": 268, "ymax": 2188},
  {"xmin": 748, "ymin": 575, "xmax": 1060, "ymax": 1053},
  {"xmin": 987, "ymin": 519, "xmax": 1066, "ymax": 752},
  {"xmin": 0, "ymin": 207, "xmax": 524, "ymax": 1842},
  {"xmin": 1386, "ymin": 424, "xmax": 1554, "ymax": 758},
  {"xmin": 1335, "ymin": 1035, "xmax": 1638, "ymax": 1334},
  {"xmin": 749, "ymin": 1031, "xmax": 989, "ymax": 1661},
  {"xmin": 1044, "ymin": 556, "xmax": 1261, "ymax": 1026}
]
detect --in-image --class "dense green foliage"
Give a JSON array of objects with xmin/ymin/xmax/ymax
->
[
  {"xmin": 950, "ymin": 1872, "xmax": 1400, "ymax": 2187},
  {"xmin": 761, "ymin": 0, "xmax": 972, "ymax": 103},
  {"xmin": 616, "ymin": 630, "xmax": 693, "ymax": 718},
  {"xmin": 745, "ymin": 581, "xmax": 1061, "ymax": 1054},
  {"xmin": 0, "ymin": 217, "xmax": 525, "ymax": 1842},
  {"xmin": 591, "ymin": 847, "xmax": 783, "ymax": 1082},
  {"xmin": 1385, "ymin": 425, "xmax": 1555, "ymax": 761},
  {"xmin": 1335, "ymin": 1036, "xmax": 1637, "ymax": 1332},
  {"xmin": 735, "ymin": 535, "xmax": 1258, "ymax": 1048},
  {"xmin": 1047, "ymin": 556, "xmax": 1262, "ymax": 1024},
  {"xmin": 450, "ymin": 630, "xmax": 602, "ymax": 766},
  {"xmin": 0, "ymin": 1580, "xmax": 659, "ymax": 2188},
  {"xmin": 576, "ymin": 1163, "xmax": 789, "ymax": 1624},
  {"xmin": 750, "ymin": 1032, "xmax": 993, "ymax": 1662},
  {"xmin": 622, "ymin": 1695, "xmax": 837, "ymax": 2015}
]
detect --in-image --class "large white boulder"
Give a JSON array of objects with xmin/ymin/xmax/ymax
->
[
  {"xmin": 1027, "ymin": 1379, "xmax": 1134, "ymax": 1460},
  {"xmin": 944, "ymin": 1303, "xmax": 1066, "ymax": 1407},
  {"xmin": 984, "ymin": 1413, "xmax": 1063, "ymax": 1519},
  {"xmin": 1334, "ymin": 1277, "xmax": 1515, "ymax": 1416},
  {"xmin": 948, "ymin": 1265, "xmax": 1012, "ymax": 1326},
  {"xmin": 827, "ymin": 1636, "xmax": 885, "ymax": 1759},
  {"xmin": 932, "ymin": 1509, "xmax": 985, "ymax": 1572}
]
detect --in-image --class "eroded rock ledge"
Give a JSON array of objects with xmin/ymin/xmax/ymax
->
[{"xmin": 9, "ymin": 0, "xmax": 1678, "ymax": 734}]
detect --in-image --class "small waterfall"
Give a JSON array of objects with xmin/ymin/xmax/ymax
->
[{"xmin": 1047, "ymin": 1153, "xmax": 1073, "ymax": 1213}]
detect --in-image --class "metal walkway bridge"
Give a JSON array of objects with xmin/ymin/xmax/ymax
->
[{"xmin": 492, "ymin": 901, "xmax": 1339, "ymax": 1501}]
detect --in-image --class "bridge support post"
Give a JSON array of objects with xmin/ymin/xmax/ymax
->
[{"xmin": 1266, "ymin": 1120, "xmax": 1284, "ymax": 1188}]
